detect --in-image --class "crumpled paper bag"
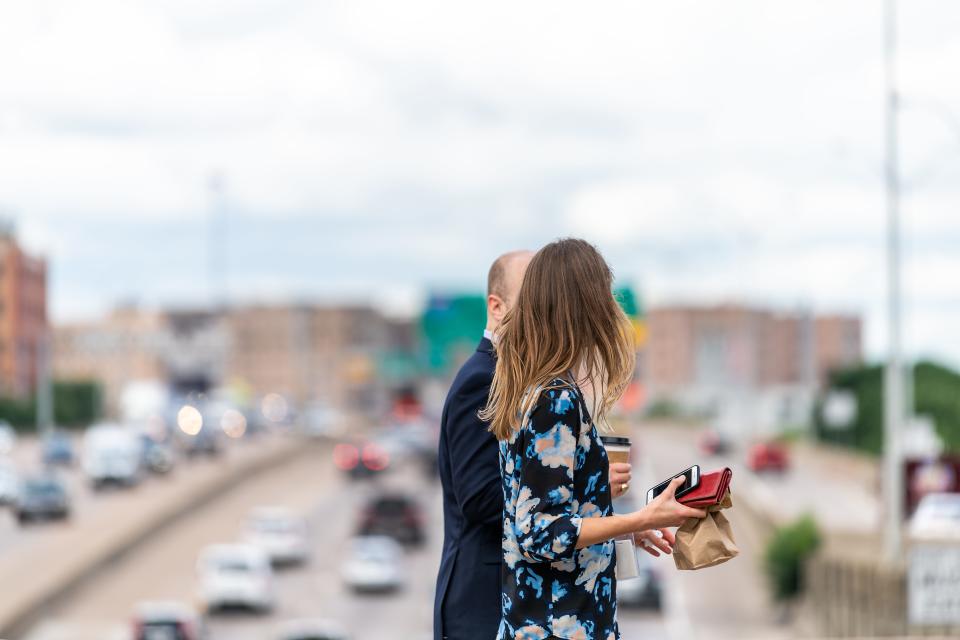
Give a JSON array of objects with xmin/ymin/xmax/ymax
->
[{"xmin": 673, "ymin": 490, "xmax": 739, "ymax": 570}]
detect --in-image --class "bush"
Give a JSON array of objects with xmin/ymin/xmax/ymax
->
[
  {"xmin": 645, "ymin": 398, "xmax": 683, "ymax": 419},
  {"xmin": 0, "ymin": 380, "xmax": 102, "ymax": 430},
  {"xmin": 764, "ymin": 515, "xmax": 821, "ymax": 601}
]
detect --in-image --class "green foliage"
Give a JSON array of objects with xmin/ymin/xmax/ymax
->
[
  {"xmin": 0, "ymin": 380, "xmax": 102, "ymax": 430},
  {"xmin": 813, "ymin": 360, "xmax": 960, "ymax": 455},
  {"xmin": 53, "ymin": 381, "xmax": 102, "ymax": 427},
  {"xmin": 0, "ymin": 396, "xmax": 35, "ymax": 429},
  {"xmin": 644, "ymin": 397, "xmax": 683, "ymax": 419},
  {"xmin": 764, "ymin": 515, "xmax": 821, "ymax": 601}
]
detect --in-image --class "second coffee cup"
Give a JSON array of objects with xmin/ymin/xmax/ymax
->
[{"xmin": 601, "ymin": 435, "xmax": 631, "ymax": 465}]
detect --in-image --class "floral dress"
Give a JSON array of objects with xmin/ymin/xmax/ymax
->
[{"xmin": 497, "ymin": 378, "xmax": 618, "ymax": 640}]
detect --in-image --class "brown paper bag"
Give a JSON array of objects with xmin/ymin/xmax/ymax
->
[{"xmin": 673, "ymin": 490, "xmax": 739, "ymax": 570}]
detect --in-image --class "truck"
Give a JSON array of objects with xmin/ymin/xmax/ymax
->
[{"xmin": 83, "ymin": 423, "xmax": 143, "ymax": 489}]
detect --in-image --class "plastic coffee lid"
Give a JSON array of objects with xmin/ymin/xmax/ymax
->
[{"xmin": 600, "ymin": 436, "xmax": 631, "ymax": 446}]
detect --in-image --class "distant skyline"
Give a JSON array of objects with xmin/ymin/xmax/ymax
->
[{"xmin": 2, "ymin": 1, "xmax": 959, "ymax": 367}]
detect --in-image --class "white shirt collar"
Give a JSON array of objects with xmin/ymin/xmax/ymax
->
[{"xmin": 483, "ymin": 329, "xmax": 494, "ymax": 342}]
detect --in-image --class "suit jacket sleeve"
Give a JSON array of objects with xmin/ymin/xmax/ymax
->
[{"xmin": 447, "ymin": 372, "xmax": 503, "ymax": 526}]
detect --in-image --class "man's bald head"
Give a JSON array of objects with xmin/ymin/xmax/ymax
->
[{"xmin": 485, "ymin": 250, "xmax": 533, "ymax": 332}]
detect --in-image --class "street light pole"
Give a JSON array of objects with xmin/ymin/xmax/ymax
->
[{"xmin": 882, "ymin": 0, "xmax": 905, "ymax": 564}]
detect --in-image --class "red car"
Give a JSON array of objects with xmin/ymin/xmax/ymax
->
[
  {"xmin": 746, "ymin": 442, "xmax": 789, "ymax": 473},
  {"xmin": 697, "ymin": 430, "xmax": 730, "ymax": 456}
]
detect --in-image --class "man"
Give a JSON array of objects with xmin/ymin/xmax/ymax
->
[{"xmin": 433, "ymin": 250, "xmax": 634, "ymax": 640}]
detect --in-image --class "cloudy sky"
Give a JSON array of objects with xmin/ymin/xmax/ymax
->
[{"xmin": 1, "ymin": 1, "xmax": 959, "ymax": 365}]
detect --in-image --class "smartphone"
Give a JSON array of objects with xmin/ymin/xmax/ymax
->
[{"xmin": 646, "ymin": 465, "xmax": 700, "ymax": 504}]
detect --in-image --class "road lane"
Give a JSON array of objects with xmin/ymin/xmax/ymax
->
[{"xmin": 26, "ymin": 443, "xmax": 445, "ymax": 640}]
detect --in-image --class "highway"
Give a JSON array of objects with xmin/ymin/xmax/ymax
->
[
  {"xmin": 20, "ymin": 421, "xmax": 806, "ymax": 640},
  {"xmin": 26, "ymin": 442, "xmax": 441, "ymax": 640}
]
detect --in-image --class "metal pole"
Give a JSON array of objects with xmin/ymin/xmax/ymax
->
[
  {"xmin": 882, "ymin": 0, "xmax": 905, "ymax": 564},
  {"xmin": 207, "ymin": 172, "xmax": 226, "ymax": 310},
  {"xmin": 36, "ymin": 331, "xmax": 53, "ymax": 437}
]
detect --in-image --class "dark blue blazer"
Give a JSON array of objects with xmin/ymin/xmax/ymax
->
[{"xmin": 434, "ymin": 337, "xmax": 503, "ymax": 640}]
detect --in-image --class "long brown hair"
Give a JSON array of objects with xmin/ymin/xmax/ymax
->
[{"xmin": 481, "ymin": 238, "xmax": 636, "ymax": 441}]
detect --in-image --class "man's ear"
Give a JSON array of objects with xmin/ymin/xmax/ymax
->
[{"xmin": 487, "ymin": 293, "xmax": 506, "ymax": 323}]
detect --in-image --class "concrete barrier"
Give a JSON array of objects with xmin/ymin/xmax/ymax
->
[{"xmin": 0, "ymin": 435, "xmax": 322, "ymax": 639}]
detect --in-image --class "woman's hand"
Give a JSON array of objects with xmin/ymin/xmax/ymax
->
[
  {"xmin": 634, "ymin": 528, "xmax": 675, "ymax": 557},
  {"xmin": 639, "ymin": 476, "xmax": 707, "ymax": 529},
  {"xmin": 609, "ymin": 462, "xmax": 631, "ymax": 499}
]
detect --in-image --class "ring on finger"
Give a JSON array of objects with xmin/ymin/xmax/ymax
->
[{"xmin": 620, "ymin": 482, "xmax": 629, "ymax": 494}]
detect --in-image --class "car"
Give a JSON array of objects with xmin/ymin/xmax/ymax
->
[
  {"xmin": 909, "ymin": 492, "xmax": 960, "ymax": 541},
  {"xmin": 141, "ymin": 434, "xmax": 175, "ymax": 474},
  {"xmin": 84, "ymin": 423, "xmax": 143, "ymax": 488},
  {"xmin": 333, "ymin": 441, "xmax": 390, "ymax": 480},
  {"xmin": 197, "ymin": 544, "xmax": 275, "ymax": 613},
  {"xmin": 0, "ymin": 422, "xmax": 16, "ymax": 455},
  {"xmin": 341, "ymin": 535, "xmax": 404, "ymax": 593},
  {"xmin": 16, "ymin": 473, "xmax": 70, "ymax": 523},
  {"xmin": 357, "ymin": 493, "xmax": 425, "ymax": 546},
  {"xmin": 746, "ymin": 441, "xmax": 789, "ymax": 473},
  {"xmin": 0, "ymin": 460, "xmax": 19, "ymax": 507},
  {"xmin": 42, "ymin": 431, "xmax": 76, "ymax": 466},
  {"xmin": 178, "ymin": 425, "xmax": 221, "ymax": 458},
  {"xmin": 242, "ymin": 507, "xmax": 310, "ymax": 566},
  {"xmin": 276, "ymin": 618, "xmax": 350, "ymax": 640},
  {"xmin": 132, "ymin": 601, "xmax": 208, "ymax": 640},
  {"xmin": 697, "ymin": 430, "xmax": 730, "ymax": 456},
  {"xmin": 616, "ymin": 552, "xmax": 663, "ymax": 610}
]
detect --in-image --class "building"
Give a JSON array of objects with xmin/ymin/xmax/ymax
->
[
  {"xmin": 53, "ymin": 306, "xmax": 167, "ymax": 414},
  {"xmin": 223, "ymin": 304, "xmax": 390, "ymax": 413},
  {"xmin": 0, "ymin": 228, "xmax": 48, "ymax": 398},
  {"xmin": 53, "ymin": 303, "xmax": 396, "ymax": 418},
  {"xmin": 643, "ymin": 304, "xmax": 862, "ymax": 435}
]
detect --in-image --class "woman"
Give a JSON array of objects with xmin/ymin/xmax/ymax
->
[{"xmin": 482, "ymin": 238, "xmax": 706, "ymax": 640}]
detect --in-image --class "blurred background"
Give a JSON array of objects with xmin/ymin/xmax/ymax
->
[{"xmin": 0, "ymin": 1, "xmax": 959, "ymax": 638}]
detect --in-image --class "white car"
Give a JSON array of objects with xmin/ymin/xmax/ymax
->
[
  {"xmin": 0, "ymin": 460, "xmax": 19, "ymax": 506},
  {"xmin": 197, "ymin": 544, "xmax": 275, "ymax": 613},
  {"xmin": 83, "ymin": 423, "xmax": 143, "ymax": 488},
  {"xmin": 0, "ymin": 422, "xmax": 16, "ymax": 455},
  {"xmin": 242, "ymin": 507, "xmax": 310, "ymax": 565},
  {"xmin": 276, "ymin": 618, "xmax": 350, "ymax": 640},
  {"xmin": 909, "ymin": 492, "xmax": 960, "ymax": 541},
  {"xmin": 341, "ymin": 535, "xmax": 404, "ymax": 593}
]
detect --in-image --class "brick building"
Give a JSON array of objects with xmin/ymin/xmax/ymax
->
[
  {"xmin": 0, "ymin": 229, "xmax": 48, "ymax": 398},
  {"xmin": 643, "ymin": 304, "xmax": 861, "ymax": 434}
]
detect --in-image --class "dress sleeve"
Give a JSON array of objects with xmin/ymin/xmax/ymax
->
[{"xmin": 513, "ymin": 385, "xmax": 583, "ymax": 563}]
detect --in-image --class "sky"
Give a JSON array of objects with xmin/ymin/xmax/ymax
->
[{"xmin": 0, "ymin": 1, "xmax": 958, "ymax": 366}]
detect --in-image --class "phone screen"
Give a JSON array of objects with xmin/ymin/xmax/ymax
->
[{"xmin": 646, "ymin": 465, "xmax": 700, "ymax": 504}]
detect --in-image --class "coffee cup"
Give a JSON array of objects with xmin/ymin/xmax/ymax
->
[
  {"xmin": 614, "ymin": 535, "xmax": 640, "ymax": 579},
  {"xmin": 601, "ymin": 435, "xmax": 631, "ymax": 465}
]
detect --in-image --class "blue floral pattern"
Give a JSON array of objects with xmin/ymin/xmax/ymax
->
[{"xmin": 498, "ymin": 379, "xmax": 618, "ymax": 640}]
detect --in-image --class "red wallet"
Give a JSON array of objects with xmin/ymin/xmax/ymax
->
[{"xmin": 678, "ymin": 467, "xmax": 732, "ymax": 508}]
